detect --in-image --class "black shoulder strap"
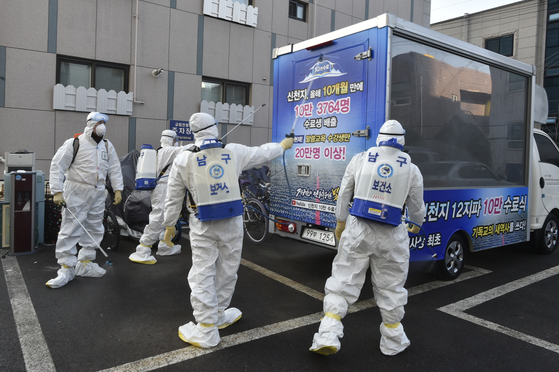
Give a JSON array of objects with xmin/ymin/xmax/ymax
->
[
  {"xmin": 104, "ymin": 139, "xmax": 109, "ymax": 160},
  {"xmin": 158, "ymin": 163, "xmax": 171, "ymax": 179},
  {"xmin": 187, "ymin": 190, "xmax": 197, "ymax": 209},
  {"xmin": 184, "ymin": 146, "xmax": 201, "ymax": 208},
  {"xmin": 71, "ymin": 138, "xmax": 109, "ymax": 167},
  {"xmin": 71, "ymin": 138, "xmax": 79, "ymax": 166},
  {"xmin": 186, "ymin": 144, "xmax": 225, "ymax": 153}
]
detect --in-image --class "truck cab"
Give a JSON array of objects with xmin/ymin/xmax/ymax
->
[{"xmin": 530, "ymin": 128, "xmax": 559, "ymax": 254}]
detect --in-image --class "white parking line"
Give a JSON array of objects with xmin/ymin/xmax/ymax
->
[
  {"xmin": 439, "ymin": 264, "xmax": 559, "ymax": 354},
  {"xmin": 240, "ymin": 258, "xmax": 325, "ymax": 300},
  {"xmin": 2, "ymin": 256, "xmax": 56, "ymax": 372},
  {"xmin": 98, "ymin": 263, "xmax": 491, "ymax": 372}
]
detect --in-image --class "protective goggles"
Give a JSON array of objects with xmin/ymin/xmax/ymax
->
[{"xmin": 88, "ymin": 113, "xmax": 109, "ymax": 123}]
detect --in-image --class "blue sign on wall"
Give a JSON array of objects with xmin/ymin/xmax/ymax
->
[{"xmin": 170, "ymin": 120, "xmax": 194, "ymax": 141}]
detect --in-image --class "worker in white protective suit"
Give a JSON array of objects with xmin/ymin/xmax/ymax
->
[
  {"xmin": 46, "ymin": 112, "xmax": 124, "ymax": 289},
  {"xmin": 310, "ymin": 120, "xmax": 425, "ymax": 356},
  {"xmin": 129, "ymin": 130, "xmax": 195, "ymax": 264},
  {"xmin": 162, "ymin": 112, "xmax": 294, "ymax": 348}
]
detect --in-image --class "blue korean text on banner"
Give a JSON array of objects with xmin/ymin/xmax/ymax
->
[{"xmin": 270, "ymin": 26, "xmax": 389, "ymax": 229}]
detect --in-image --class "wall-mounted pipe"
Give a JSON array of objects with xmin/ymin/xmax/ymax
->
[{"xmin": 133, "ymin": 0, "xmax": 144, "ymax": 104}]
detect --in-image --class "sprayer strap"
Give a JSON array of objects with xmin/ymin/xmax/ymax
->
[
  {"xmin": 187, "ymin": 191, "xmax": 197, "ymax": 210},
  {"xmin": 158, "ymin": 163, "xmax": 171, "ymax": 179},
  {"xmin": 70, "ymin": 138, "xmax": 108, "ymax": 167},
  {"xmin": 71, "ymin": 138, "xmax": 79, "ymax": 165},
  {"xmin": 186, "ymin": 143, "xmax": 225, "ymax": 154}
]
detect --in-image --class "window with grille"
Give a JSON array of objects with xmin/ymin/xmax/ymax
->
[
  {"xmin": 57, "ymin": 56, "xmax": 129, "ymax": 92},
  {"xmin": 201, "ymin": 78, "xmax": 249, "ymax": 106},
  {"xmin": 289, "ymin": 0, "xmax": 306, "ymax": 21}
]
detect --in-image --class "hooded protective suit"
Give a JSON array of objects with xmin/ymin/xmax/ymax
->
[
  {"xmin": 163, "ymin": 112, "xmax": 292, "ymax": 348},
  {"xmin": 310, "ymin": 120, "xmax": 425, "ymax": 356},
  {"xmin": 46, "ymin": 112, "xmax": 124, "ymax": 288},
  {"xmin": 129, "ymin": 130, "xmax": 194, "ymax": 264}
]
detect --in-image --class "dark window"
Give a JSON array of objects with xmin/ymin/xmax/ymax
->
[
  {"xmin": 390, "ymin": 35, "xmax": 529, "ymax": 188},
  {"xmin": 57, "ymin": 56, "xmax": 129, "ymax": 93},
  {"xmin": 535, "ymin": 133, "xmax": 559, "ymax": 167},
  {"xmin": 485, "ymin": 35, "xmax": 514, "ymax": 56},
  {"xmin": 545, "ymin": 14, "xmax": 559, "ymax": 116},
  {"xmin": 235, "ymin": 0, "xmax": 253, "ymax": 6},
  {"xmin": 201, "ymin": 78, "xmax": 249, "ymax": 106},
  {"xmin": 289, "ymin": 0, "xmax": 306, "ymax": 21}
]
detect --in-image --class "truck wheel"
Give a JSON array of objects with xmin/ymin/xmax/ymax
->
[
  {"xmin": 535, "ymin": 214, "xmax": 559, "ymax": 255},
  {"xmin": 434, "ymin": 234, "xmax": 465, "ymax": 280}
]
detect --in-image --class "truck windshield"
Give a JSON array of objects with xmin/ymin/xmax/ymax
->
[{"xmin": 390, "ymin": 35, "xmax": 529, "ymax": 188}]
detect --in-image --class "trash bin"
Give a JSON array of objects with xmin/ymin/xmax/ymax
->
[{"xmin": 8, "ymin": 171, "xmax": 36, "ymax": 255}]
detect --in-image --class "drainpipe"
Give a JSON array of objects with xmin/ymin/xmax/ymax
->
[
  {"xmin": 133, "ymin": 0, "xmax": 144, "ymax": 104},
  {"xmin": 462, "ymin": 13, "xmax": 469, "ymax": 42}
]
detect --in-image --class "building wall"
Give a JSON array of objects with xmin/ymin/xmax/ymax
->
[
  {"xmin": 431, "ymin": 0, "xmax": 547, "ymax": 87},
  {"xmin": 0, "ymin": 0, "xmax": 432, "ymax": 177}
]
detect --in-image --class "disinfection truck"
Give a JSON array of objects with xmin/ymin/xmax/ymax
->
[{"xmin": 268, "ymin": 13, "xmax": 559, "ymax": 279}]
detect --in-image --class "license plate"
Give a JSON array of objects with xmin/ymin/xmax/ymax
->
[{"xmin": 301, "ymin": 227, "xmax": 336, "ymax": 247}]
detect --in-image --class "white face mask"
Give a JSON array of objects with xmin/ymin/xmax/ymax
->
[{"xmin": 95, "ymin": 123, "xmax": 107, "ymax": 137}]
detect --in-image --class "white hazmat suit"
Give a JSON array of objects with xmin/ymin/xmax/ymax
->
[
  {"xmin": 310, "ymin": 120, "xmax": 425, "ymax": 356},
  {"xmin": 129, "ymin": 130, "xmax": 194, "ymax": 264},
  {"xmin": 47, "ymin": 112, "xmax": 124, "ymax": 289},
  {"xmin": 163, "ymin": 112, "xmax": 294, "ymax": 348}
]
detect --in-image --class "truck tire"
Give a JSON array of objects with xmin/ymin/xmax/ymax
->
[
  {"xmin": 535, "ymin": 214, "xmax": 559, "ymax": 255},
  {"xmin": 434, "ymin": 234, "xmax": 465, "ymax": 280}
]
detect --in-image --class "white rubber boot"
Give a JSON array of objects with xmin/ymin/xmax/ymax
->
[
  {"xmin": 379, "ymin": 322, "xmax": 410, "ymax": 356},
  {"xmin": 309, "ymin": 315, "xmax": 344, "ymax": 356},
  {"xmin": 178, "ymin": 322, "xmax": 220, "ymax": 348},
  {"xmin": 129, "ymin": 244, "xmax": 157, "ymax": 264},
  {"xmin": 216, "ymin": 308, "xmax": 242, "ymax": 329},
  {"xmin": 75, "ymin": 260, "xmax": 106, "ymax": 277},
  {"xmin": 156, "ymin": 240, "xmax": 181, "ymax": 256},
  {"xmin": 45, "ymin": 266, "xmax": 75, "ymax": 289}
]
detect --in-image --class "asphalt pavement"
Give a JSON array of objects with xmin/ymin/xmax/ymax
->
[{"xmin": 1, "ymin": 232, "xmax": 559, "ymax": 372}]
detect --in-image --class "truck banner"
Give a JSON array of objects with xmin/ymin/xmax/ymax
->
[{"xmin": 271, "ymin": 27, "xmax": 389, "ymax": 228}]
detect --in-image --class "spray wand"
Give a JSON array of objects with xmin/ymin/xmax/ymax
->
[
  {"xmin": 62, "ymin": 202, "xmax": 113, "ymax": 265},
  {"xmin": 220, "ymin": 103, "xmax": 267, "ymax": 141}
]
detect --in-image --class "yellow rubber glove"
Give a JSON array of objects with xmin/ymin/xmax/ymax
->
[
  {"xmin": 163, "ymin": 226, "xmax": 176, "ymax": 247},
  {"xmin": 280, "ymin": 137, "xmax": 294, "ymax": 150},
  {"xmin": 335, "ymin": 220, "xmax": 346, "ymax": 241},
  {"xmin": 53, "ymin": 192, "xmax": 65, "ymax": 206},
  {"xmin": 407, "ymin": 223, "xmax": 421, "ymax": 234},
  {"xmin": 113, "ymin": 190, "xmax": 122, "ymax": 205}
]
